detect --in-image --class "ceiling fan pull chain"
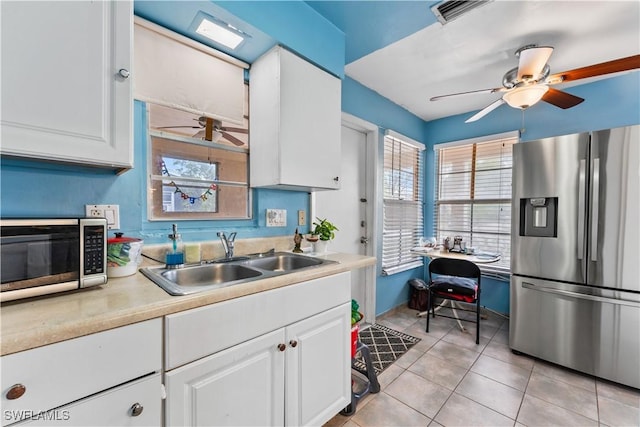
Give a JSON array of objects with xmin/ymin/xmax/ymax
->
[{"xmin": 520, "ymin": 109, "xmax": 526, "ymax": 134}]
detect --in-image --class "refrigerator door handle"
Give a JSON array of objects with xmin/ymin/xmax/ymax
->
[
  {"xmin": 577, "ymin": 159, "xmax": 586, "ymax": 260},
  {"xmin": 522, "ymin": 282, "xmax": 640, "ymax": 308},
  {"xmin": 591, "ymin": 158, "xmax": 600, "ymax": 261}
]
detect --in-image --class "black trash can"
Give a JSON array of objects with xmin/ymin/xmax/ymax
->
[{"xmin": 408, "ymin": 278, "xmax": 429, "ymax": 311}]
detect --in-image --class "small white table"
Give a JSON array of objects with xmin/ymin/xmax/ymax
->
[{"xmin": 411, "ymin": 248, "xmax": 500, "ymax": 264}]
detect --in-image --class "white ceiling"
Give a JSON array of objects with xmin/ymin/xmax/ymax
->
[{"xmin": 345, "ymin": 1, "xmax": 640, "ymax": 122}]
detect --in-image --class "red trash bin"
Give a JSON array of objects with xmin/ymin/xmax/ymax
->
[{"xmin": 350, "ymin": 323, "xmax": 359, "ymax": 358}]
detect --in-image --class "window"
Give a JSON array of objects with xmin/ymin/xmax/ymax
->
[
  {"xmin": 382, "ymin": 131, "xmax": 425, "ymax": 275},
  {"xmin": 147, "ymin": 98, "xmax": 251, "ymax": 220},
  {"xmin": 434, "ymin": 132, "xmax": 518, "ymax": 271}
]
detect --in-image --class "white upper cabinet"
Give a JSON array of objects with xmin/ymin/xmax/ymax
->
[
  {"xmin": 250, "ymin": 46, "xmax": 342, "ymax": 191},
  {"xmin": 0, "ymin": 1, "xmax": 133, "ymax": 169}
]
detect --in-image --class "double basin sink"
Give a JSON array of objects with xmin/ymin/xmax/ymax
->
[{"xmin": 140, "ymin": 252, "xmax": 336, "ymax": 296}]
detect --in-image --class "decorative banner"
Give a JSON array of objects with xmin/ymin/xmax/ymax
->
[{"xmin": 161, "ymin": 161, "xmax": 217, "ymax": 204}]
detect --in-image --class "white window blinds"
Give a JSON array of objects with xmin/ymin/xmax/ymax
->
[
  {"xmin": 382, "ymin": 133, "xmax": 424, "ymax": 275},
  {"xmin": 134, "ymin": 17, "xmax": 248, "ymax": 125},
  {"xmin": 434, "ymin": 133, "xmax": 518, "ymax": 271}
]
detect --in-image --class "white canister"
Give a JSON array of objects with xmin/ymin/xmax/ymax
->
[{"xmin": 107, "ymin": 233, "xmax": 144, "ymax": 278}]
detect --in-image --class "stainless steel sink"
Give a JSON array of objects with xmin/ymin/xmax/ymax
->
[
  {"xmin": 246, "ymin": 253, "xmax": 324, "ymax": 271},
  {"xmin": 140, "ymin": 252, "xmax": 336, "ymax": 296},
  {"xmin": 163, "ymin": 264, "xmax": 262, "ymax": 287}
]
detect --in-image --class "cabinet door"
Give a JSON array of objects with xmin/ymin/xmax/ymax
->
[
  {"xmin": 0, "ymin": 1, "xmax": 133, "ymax": 168},
  {"xmin": 11, "ymin": 374, "xmax": 161, "ymax": 427},
  {"xmin": 285, "ymin": 303, "xmax": 351, "ymax": 427},
  {"xmin": 278, "ymin": 48, "xmax": 341, "ymax": 190},
  {"xmin": 250, "ymin": 46, "xmax": 341, "ymax": 191},
  {"xmin": 165, "ymin": 329, "xmax": 286, "ymax": 427}
]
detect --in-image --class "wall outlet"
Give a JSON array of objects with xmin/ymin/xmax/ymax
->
[
  {"xmin": 85, "ymin": 204, "xmax": 120, "ymax": 230},
  {"xmin": 298, "ymin": 210, "xmax": 306, "ymax": 226}
]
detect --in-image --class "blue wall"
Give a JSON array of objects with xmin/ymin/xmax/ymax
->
[
  {"xmin": 423, "ymin": 71, "xmax": 640, "ymax": 316},
  {"xmin": 3, "ymin": 2, "xmax": 638, "ymax": 317},
  {"xmin": 0, "ymin": 100, "xmax": 310, "ymax": 244},
  {"xmin": 342, "ymin": 77, "xmax": 427, "ymax": 315}
]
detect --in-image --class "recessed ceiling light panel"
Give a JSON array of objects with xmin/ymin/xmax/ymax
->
[{"xmin": 194, "ymin": 15, "xmax": 248, "ymax": 50}]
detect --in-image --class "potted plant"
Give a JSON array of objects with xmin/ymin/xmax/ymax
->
[{"xmin": 309, "ymin": 217, "xmax": 338, "ymax": 253}]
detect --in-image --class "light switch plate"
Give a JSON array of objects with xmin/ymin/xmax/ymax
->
[
  {"xmin": 266, "ymin": 209, "xmax": 286, "ymax": 227},
  {"xmin": 298, "ymin": 210, "xmax": 306, "ymax": 226},
  {"xmin": 85, "ymin": 204, "xmax": 120, "ymax": 230}
]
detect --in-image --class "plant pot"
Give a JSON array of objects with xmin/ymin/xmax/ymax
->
[{"xmin": 313, "ymin": 239, "xmax": 329, "ymax": 253}]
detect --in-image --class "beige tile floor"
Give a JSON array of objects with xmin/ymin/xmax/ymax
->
[{"xmin": 325, "ymin": 305, "xmax": 640, "ymax": 427}]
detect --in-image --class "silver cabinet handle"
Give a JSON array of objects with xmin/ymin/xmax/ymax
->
[
  {"xmin": 118, "ymin": 68, "xmax": 130, "ymax": 79},
  {"xmin": 577, "ymin": 159, "xmax": 586, "ymax": 260},
  {"xmin": 130, "ymin": 403, "xmax": 143, "ymax": 417},
  {"xmin": 590, "ymin": 158, "xmax": 600, "ymax": 261}
]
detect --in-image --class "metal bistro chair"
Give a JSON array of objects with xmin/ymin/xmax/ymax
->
[{"xmin": 426, "ymin": 257, "xmax": 482, "ymax": 344}]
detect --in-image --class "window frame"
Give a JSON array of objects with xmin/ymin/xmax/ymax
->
[
  {"xmin": 381, "ymin": 131, "xmax": 425, "ymax": 276},
  {"xmin": 433, "ymin": 132, "xmax": 519, "ymax": 274},
  {"xmin": 146, "ymin": 126, "xmax": 251, "ymax": 221}
]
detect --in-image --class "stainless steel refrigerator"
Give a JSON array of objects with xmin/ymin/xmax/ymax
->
[{"xmin": 510, "ymin": 125, "xmax": 639, "ymax": 389}]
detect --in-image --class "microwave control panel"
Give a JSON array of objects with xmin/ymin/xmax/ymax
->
[{"xmin": 83, "ymin": 225, "xmax": 105, "ymax": 275}]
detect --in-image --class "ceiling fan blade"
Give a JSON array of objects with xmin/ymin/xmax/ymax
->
[
  {"xmin": 430, "ymin": 87, "xmax": 504, "ymax": 101},
  {"xmin": 465, "ymin": 98, "xmax": 506, "ymax": 123},
  {"xmin": 220, "ymin": 126, "xmax": 249, "ymax": 134},
  {"xmin": 542, "ymin": 87, "xmax": 585, "ymax": 109},
  {"xmin": 517, "ymin": 46, "xmax": 554, "ymax": 81},
  {"xmin": 220, "ymin": 131, "xmax": 245, "ymax": 146},
  {"xmin": 548, "ymin": 54, "xmax": 640, "ymax": 83},
  {"xmin": 156, "ymin": 125, "xmax": 202, "ymax": 129}
]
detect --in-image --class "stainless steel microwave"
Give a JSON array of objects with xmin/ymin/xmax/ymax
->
[{"xmin": 0, "ymin": 218, "xmax": 107, "ymax": 302}]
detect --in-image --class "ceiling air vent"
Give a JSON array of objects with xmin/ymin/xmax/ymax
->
[{"xmin": 431, "ymin": 0, "xmax": 492, "ymax": 25}]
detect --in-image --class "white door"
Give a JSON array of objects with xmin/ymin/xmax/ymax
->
[
  {"xmin": 314, "ymin": 117, "xmax": 376, "ymax": 321},
  {"xmin": 165, "ymin": 329, "xmax": 285, "ymax": 426},
  {"xmin": 285, "ymin": 303, "xmax": 351, "ymax": 427}
]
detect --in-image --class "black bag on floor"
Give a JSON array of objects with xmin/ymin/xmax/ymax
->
[{"xmin": 408, "ymin": 278, "xmax": 429, "ymax": 311}]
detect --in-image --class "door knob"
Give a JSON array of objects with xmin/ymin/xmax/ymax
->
[
  {"xmin": 289, "ymin": 340, "xmax": 298, "ymax": 348},
  {"xmin": 277, "ymin": 343, "xmax": 286, "ymax": 352}
]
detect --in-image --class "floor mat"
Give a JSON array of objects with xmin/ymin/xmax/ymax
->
[{"xmin": 353, "ymin": 324, "xmax": 421, "ymax": 374}]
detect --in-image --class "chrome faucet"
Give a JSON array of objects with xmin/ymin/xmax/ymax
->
[{"xmin": 217, "ymin": 231, "xmax": 237, "ymax": 259}]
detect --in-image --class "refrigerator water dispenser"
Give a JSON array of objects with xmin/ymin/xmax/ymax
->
[{"xmin": 519, "ymin": 197, "xmax": 557, "ymax": 237}]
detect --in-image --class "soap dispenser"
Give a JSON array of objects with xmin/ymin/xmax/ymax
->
[{"xmin": 166, "ymin": 223, "xmax": 184, "ymax": 268}]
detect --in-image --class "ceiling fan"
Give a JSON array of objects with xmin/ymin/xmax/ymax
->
[
  {"xmin": 156, "ymin": 116, "xmax": 248, "ymax": 146},
  {"xmin": 430, "ymin": 45, "xmax": 640, "ymax": 123}
]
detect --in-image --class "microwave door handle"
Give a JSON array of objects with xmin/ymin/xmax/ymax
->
[
  {"xmin": 590, "ymin": 158, "xmax": 600, "ymax": 262},
  {"xmin": 577, "ymin": 159, "xmax": 586, "ymax": 260}
]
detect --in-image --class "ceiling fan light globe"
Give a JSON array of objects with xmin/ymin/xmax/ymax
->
[{"xmin": 503, "ymin": 84, "xmax": 549, "ymax": 109}]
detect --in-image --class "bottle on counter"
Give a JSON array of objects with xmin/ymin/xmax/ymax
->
[{"xmin": 166, "ymin": 223, "xmax": 184, "ymax": 268}]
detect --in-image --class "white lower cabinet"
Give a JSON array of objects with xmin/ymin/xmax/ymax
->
[
  {"xmin": 1, "ymin": 319, "xmax": 162, "ymax": 426},
  {"xmin": 164, "ymin": 273, "xmax": 352, "ymax": 426},
  {"xmin": 12, "ymin": 374, "xmax": 162, "ymax": 427}
]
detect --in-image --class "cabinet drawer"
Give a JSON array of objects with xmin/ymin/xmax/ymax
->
[
  {"xmin": 1, "ymin": 319, "xmax": 161, "ymax": 426},
  {"xmin": 165, "ymin": 272, "xmax": 350, "ymax": 369},
  {"xmin": 10, "ymin": 373, "xmax": 161, "ymax": 427}
]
